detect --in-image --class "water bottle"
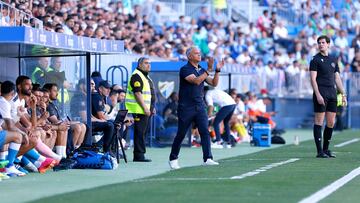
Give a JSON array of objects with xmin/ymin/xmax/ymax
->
[{"xmin": 294, "ymin": 135, "xmax": 299, "ymax": 146}]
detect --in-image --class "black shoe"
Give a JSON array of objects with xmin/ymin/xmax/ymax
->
[
  {"xmin": 133, "ymin": 158, "xmax": 152, "ymax": 162},
  {"xmin": 316, "ymin": 152, "xmax": 329, "ymax": 158},
  {"xmin": 53, "ymin": 158, "xmax": 77, "ymax": 171},
  {"xmin": 324, "ymin": 150, "xmax": 336, "ymax": 158}
]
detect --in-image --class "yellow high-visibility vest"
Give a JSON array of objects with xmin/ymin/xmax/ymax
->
[
  {"xmin": 57, "ymin": 88, "xmax": 70, "ymax": 104},
  {"xmin": 337, "ymin": 93, "xmax": 343, "ymax": 107},
  {"xmin": 125, "ymin": 69, "xmax": 152, "ymax": 114},
  {"xmin": 31, "ymin": 67, "xmax": 54, "ymax": 84}
]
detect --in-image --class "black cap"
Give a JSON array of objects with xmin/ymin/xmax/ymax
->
[{"xmin": 99, "ymin": 80, "xmax": 111, "ymax": 89}]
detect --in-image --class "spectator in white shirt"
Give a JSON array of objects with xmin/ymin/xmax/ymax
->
[
  {"xmin": 213, "ymin": 8, "xmax": 227, "ymax": 26},
  {"xmin": 236, "ymin": 49, "xmax": 251, "ymax": 64},
  {"xmin": 322, "ymin": 0, "xmax": 335, "ymax": 16},
  {"xmin": 329, "ymin": 12, "xmax": 341, "ymax": 31},
  {"xmin": 335, "ymin": 30, "xmax": 349, "ymax": 51},
  {"xmin": 273, "ymin": 21, "xmax": 294, "ymax": 52},
  {"xmin": 243, "ymin": 22, "xmax": 260, "ymax": 40},
  {"xmin": 348, "ymin": 12, "xmax": 360, "ymax": 34},
  {"xmin": 308, "ymin": 33, "xmax": 318, "ymax": 48},
  {"xmin": 63, "ymin": 17, "xmax": 74, "ymax": 35}
]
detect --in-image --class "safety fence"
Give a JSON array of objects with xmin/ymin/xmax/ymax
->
[{"xmin": 0, "ymin": 0, "xmax": 43, "ymax": 28}]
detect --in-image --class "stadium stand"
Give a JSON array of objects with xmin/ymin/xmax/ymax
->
[{"xmin": 0, "ymin": 0, "xmax": 360, "ymax": 181}]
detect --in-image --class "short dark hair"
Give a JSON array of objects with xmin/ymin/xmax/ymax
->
[
  {"xmin": 32, "ymin": 83, "xmax": 41, "ymax": 91},
  {"xmin": 40, "ymin": 88, "xmax": 49, "ymax": 93},
  {"xmin": 109, "ymin": 90, "xmax": 119, "ymax": 97},
  {"xmin": 229, "ymin": 88, "xmax": 237, "ymax": 95},
  {"xmin": 43, "ymin": 83, "xmax": 58, "ymax": 91},
  {"xmin": 1, "ymin": 81, "xmax": 16, "ymax": 95},
  {"xmin": 16, "ymin": 75, "xmax": 30, "ymax": 86},
  {"xmin": 317, "ymin": 35, "xmax": 330, "ymax": 44},
  {"xmin": 91, "ymin": 71, "xmax": 102, "ymax": 78}
]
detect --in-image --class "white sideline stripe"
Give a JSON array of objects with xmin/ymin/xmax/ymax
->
[
  {"xmin": 231, "ymin": 158, "xmax": 299, "ymax": 180},
  {"xmin": 133, "ymin": 177, "xmax": 229, "ymax": 182},
  {"xmin": 334, "ymin": 138, "xmax": 360, "ymax": 148},
  {"xmin": 133, "ymin": 158, "xmax": 300, "ymax": 183},
  {"xmin": 299, "ymin": 166, "xmax": 360, "ymax": 203}
]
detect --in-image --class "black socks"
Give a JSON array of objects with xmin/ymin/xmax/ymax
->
[
  {"xmin": 323, "ymin": 126, "xmax": 333, "ymax": 151},
  {"xmin": 313, "ymin": 125, "xmax": 323, "ymax": 154}
]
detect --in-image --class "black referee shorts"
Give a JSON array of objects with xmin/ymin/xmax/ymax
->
[{"xmin": 313, "ymin": 86, "xmax": 337, "ymax": 113}]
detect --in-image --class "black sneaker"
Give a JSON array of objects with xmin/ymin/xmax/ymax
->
[
  {"xmin": 53, "ymin": 158, "xmax": 77, "ymax": 171},
  {"xmin": 316, "ymin": 152, "xmax": 329, "ymax": 158},
  {"xmin": 133, "ymin": 158, "xmax": 152, "ymax": 162},
  {"xmin": 324, "ymin": 150, "xmax": 336, "ymax": 158}
]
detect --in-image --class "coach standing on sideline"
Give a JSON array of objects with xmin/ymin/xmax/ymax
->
[
  {"xmin": 310, "ymin": 35, "xmax": 347, "ymax": 158},
  {"xmin": 169, "ymin": 47, "xmax": 224, "ymax": 169},
  {"xmin": 125, "ymin": 57, "xmax": 155, "ymax": 162}
]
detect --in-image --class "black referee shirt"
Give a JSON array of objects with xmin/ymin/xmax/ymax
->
[{"xmin": 309, "ymin": 53, "xmax": 339, "ymax": 87}]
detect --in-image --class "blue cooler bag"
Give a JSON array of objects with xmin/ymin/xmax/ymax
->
[
  {"xmin": 252, "ymin": 123, "xmax": 271, "ymax": 147},
  {"xmin": 72, "ymin": 150, "xmax": 113, "ymax": 170}
]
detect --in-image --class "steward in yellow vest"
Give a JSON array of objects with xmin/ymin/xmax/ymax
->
[
  {"xmin": 125, "ymin": 57, "xmax": 155, "ymax": 162},
  {"xmin": 31, "ymin": 57, "xmax": 53, "ymax": 85}
]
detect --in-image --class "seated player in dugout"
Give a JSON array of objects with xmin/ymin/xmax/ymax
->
[
  {"xmin": 43, "ymin": 83, "xmax": 86, "ymax": 156},
  {"xmin": 247, "ymin": 92, "xmax": 277, "ymax": 129},
  {"xmin": 1, "ymin": 79, "xmax": 56, "ymax": 174}
]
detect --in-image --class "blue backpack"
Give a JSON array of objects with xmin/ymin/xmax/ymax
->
[{"xmin": 72, "ymin": 150, "xmax": 113, "ymax": 170}]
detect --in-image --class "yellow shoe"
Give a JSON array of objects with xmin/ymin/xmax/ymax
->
[{"xmin": 0, "ymin": 172, "xmax": 10, "ymax": 180}]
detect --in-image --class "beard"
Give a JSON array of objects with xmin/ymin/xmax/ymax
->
[{"xmin": 21, "ymin": 89, "xmax": 31, "ymax": 96}]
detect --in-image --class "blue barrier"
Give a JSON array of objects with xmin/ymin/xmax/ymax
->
[{"xmin": 0, "ymin": 27, "xmax": 124, "ymax": 53}]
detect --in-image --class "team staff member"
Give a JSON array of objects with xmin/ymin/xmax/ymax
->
[
  {"xmin": 125, "ymin": 57, "xmax": 155, "ymax": 162},
  {"xmin": 31, "ymin": 57, "xmax": 53, "ymax": 85},
  {"xmin": 310, "ymin": 35, "xmax": 347, "ymax": 158},
  {"xmin": 91, "ymin": 80, "xmax": 115, "ymax": 154},
  {"xmin": 169, "ymin": 47, "xmax": 224, "ymax": 169},
  {"xmin": 205, "ymin": 87, "xmax": 236, "ymax": 149}
]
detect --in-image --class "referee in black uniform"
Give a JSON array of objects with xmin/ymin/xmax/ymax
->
[{"xmin": 310, "ymin": 35, "xmax": 347, "ymax": 158}]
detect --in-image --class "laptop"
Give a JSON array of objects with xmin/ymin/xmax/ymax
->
[{"xmin": 114, "ymin": 110, "xmax": 128, "ymax": 125}]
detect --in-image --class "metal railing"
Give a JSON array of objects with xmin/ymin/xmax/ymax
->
[
  {"xmin": 157, "ymin": 0, "xmax": 232, "ymax": 22},
  {"xmin": 0, "ymin": 1, "xmax": 43, "ymax": 29}
]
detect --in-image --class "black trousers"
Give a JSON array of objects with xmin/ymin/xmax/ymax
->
[
  {"xmin": 133, "ymin": 114, "xmax": 150, "ymax": 159},
  {"xmin": 170, "ymin": 105, "xmax": 213, "ymax": 162},
  {"xmin": 82, "ymin": 123, "xmax": 92, "ymax": 147},
  {"xmin": 92, "ymin": 121, "xmax": 115, "ymax": 153}
]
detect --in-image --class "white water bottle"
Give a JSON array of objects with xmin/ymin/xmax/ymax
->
[{"xmin": 294, "ymin": 135, "xmax": 299, "ymax": 146}]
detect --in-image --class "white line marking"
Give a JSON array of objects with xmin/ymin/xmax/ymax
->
[
  {"xmin": 334, "ymin": 138, "xmax": 360, "ymax": 148},
  {"xmin": 133, "ymin": 158, "xmax": 299, "ymax": 183},
  {"xmin": 299, "ymin": 166, "xmax": 360, "ymax": 203},
  {"xmin": 231, "ymin": 158, "xmax": 299, "ymax": 180},
  {"xmin": 133, "ymin": 177, "xmax": 229, "ymax": 182}
]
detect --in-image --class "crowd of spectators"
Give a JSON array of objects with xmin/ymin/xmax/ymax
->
[{"xmin": 1, "ymin": 0, "xmax": 360, "ymax": 96}]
